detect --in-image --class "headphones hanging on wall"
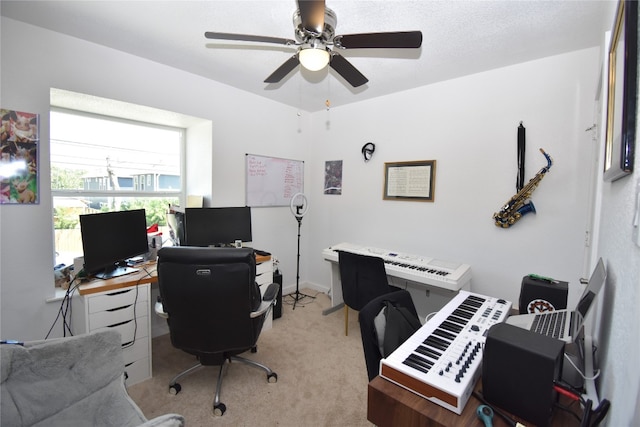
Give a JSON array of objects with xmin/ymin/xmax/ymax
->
[{"xmin": 361, "ymin": 142, "xmax": 375, "ymax": 162}]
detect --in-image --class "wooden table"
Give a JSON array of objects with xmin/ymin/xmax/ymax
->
[
  {"xmin": 77, "ymin": 261, "xmax": 158, "ymax": 295},
  {"xmin": 77, "ymin": 253, "xmax": 272, "ymax": 295},
  {"xmin": 367, "ymin": 376, "xmax": 576, "ymax": 426}
]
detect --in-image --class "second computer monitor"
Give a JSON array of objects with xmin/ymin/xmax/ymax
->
[{"xmin": 183, "ymin": 207, "xmax": 252, "ymax": 247}]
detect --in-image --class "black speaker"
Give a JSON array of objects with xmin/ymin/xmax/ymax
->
[
  {"xmin": 273, "ymin": 271, "xmax": 283, "ymax": 319},
  {"xmin": 519, "ymin": 275, "xmax": 568, "ymax": 314},
  {"xmin": 482, "ymin": 323, "xmax": 565, "ymax": 427}
]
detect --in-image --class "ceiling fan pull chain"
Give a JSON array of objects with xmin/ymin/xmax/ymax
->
[{"xmin": 326, "ymin": 74, "xmax": 331, "ymax": 112}]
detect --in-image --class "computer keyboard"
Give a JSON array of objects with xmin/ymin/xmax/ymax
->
[{"xmin": 531, "ymin": 311, "xmax": 566, "ymax": 339}]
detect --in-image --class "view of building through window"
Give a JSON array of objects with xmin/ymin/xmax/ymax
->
[{"xmin": 50, "ymin": 109, "xmax": 183, "ymax": 266}]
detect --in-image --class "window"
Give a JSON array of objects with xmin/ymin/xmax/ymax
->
[{"xmin": 51, "ymin": 108, "xmax": 183, "ymax": 266}]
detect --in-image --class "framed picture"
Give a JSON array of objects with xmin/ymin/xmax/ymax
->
[
  {"xmin": 383, "ymin": 160, "xmax": 436, "ymax": 202},
  {"xmin": 1, "ymin": 109, "xmax": 39, "ymax": 204},
  {"xmin": 604, "ymin": 0, "xmax": 637, "ymax": 181}
]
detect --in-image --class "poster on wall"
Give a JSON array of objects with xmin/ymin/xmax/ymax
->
[
  {"xmin": 324, "ymin": 160, "xmax": 342, "ymax": 195},
  {"xmin": 1, "ymin": 109, "xmax": 39, "ymax": 204}
]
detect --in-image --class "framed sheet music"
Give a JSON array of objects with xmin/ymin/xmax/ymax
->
[{"xmin": 383, "ymin": 160, "xmax": 436, "ymax": 202}]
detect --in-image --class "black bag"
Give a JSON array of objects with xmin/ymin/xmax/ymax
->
[{"xmin": 382, "ymin": 300, "xmax": 422, "ymax": 357}]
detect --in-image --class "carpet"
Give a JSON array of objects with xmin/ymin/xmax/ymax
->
[{"xmin": 127, "ymin": 290, "xmax": 373, "ymax": 426}]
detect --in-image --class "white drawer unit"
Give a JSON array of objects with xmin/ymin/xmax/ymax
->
[
  {"xmin": 73, "ymin": 284, "xmax": 152, "ymax": 387},
  {"xmin": 256, "ymin": 257, "xmax": 274, "ymax": 330},
  {"xmin": 122, "ymin": 336, "xmax": 151, "ymax": 386},
  {"xmin": 256, "ymin": 258, "xmax": 273, "ymax": 285}
]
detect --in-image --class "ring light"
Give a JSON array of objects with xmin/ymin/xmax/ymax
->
[{"xmin": 290, "ymin": 193, "xmax": 309, "ymax": 219}]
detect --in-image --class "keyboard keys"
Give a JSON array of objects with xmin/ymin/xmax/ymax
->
[{"xmin": 531, "ymin": 311, "xmax": 566, "ymax": 338}]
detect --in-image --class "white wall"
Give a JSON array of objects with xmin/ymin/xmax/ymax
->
[
  {"xmin": 185, "ymin": 120, "xmax": 213, "ymax": 202},
  {"xmin": 305, "ymin": 48, "xmax": 600, "ymax": 308},
  {"xmin": 597, "ymin": 129, "xmax": 640, "ymax": 426},
  {"xmin": 0, "ymin": 18, "xmax": 308, "ymax": 340}
]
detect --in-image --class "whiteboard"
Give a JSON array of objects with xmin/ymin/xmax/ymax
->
[{"xmin": 245, "ymin": 154, "xmax": 304, "ymax": 207}]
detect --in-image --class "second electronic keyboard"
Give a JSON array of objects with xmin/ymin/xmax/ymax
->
[
  {"xmin": 379, "ymin": 290, "xmax": 512, "ymax": 414},
  {"xmin": 322, "ymin": 242, "xmax": 472, "ymax": 292}
]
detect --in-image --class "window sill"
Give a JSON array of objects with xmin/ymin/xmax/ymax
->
[{"xmin": 46, "ymin": 288, "xmax": 75, "ymax": 303}]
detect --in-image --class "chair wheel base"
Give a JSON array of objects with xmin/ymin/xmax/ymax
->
[
  {"xmin": 267, "ymin": 372, "xmax": 278, "ymax": 383},
  {"xmin": 169, "ymin": 383, "xmax": 181, "ymax": 395},
  {"xmin": 213, "ymin": 402, "xmax": 226, "ymax": 416}
]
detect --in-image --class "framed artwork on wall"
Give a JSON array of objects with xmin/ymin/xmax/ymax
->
[
  {"xmin": 383, "ymin": 160, "xmax": 436, "ymax": 202},
  {"xmin": 1, "ymin": 109, "xmax": 39, "ymax": 204},
  {"xmin": 604, "ymin": 0, "xmax": 637, "ymax": 181}
]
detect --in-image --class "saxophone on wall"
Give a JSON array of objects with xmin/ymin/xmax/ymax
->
[{"xmin": 493, "ymin": 148, "xmax": 553, "ymax": 228}]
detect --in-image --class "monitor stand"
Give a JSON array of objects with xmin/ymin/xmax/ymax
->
[{"xmin": 96, "ymin": 264, "xmax": 139, "ymax": 280}]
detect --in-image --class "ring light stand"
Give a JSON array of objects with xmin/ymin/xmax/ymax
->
[{"xmin": 288, "ymin": 193, "xmax": 315, "ymax": 309}]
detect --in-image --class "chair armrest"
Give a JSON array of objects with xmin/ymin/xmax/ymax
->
[
  {"xmin": 154, "ymin": 297, "xmax": 169, "ymax": 319},
  {"xmin": 250, "ymin": 283, "xmax": 280, "ymax": 319},
  {"xmin": 262, "ymin": 282, "xmax": 279, "ymax": 302}
]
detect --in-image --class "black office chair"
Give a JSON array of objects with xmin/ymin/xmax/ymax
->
[
  {"xmin": 155, "ymin": 246, "xmax": 279, "ymax": 416},
  {"xmin": 338, "ymin": 251, "xmax": 394, "ymax": 336},
  {"xmin": 359, "ymin": 289, "xmax": 422, "ymax": 381}
]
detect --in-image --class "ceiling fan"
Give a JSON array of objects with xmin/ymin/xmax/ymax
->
[{"xmin": 204, "ymin": 0, "xmax": 422, "ymax": 88}]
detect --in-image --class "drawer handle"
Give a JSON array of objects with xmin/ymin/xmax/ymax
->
[
  {"xmin": 106, "ymin": 304, "xmax": 133, "ymax": 312},
  {"xmin": 107, "ymin": 319, "xmax": 132, "ymax": 328},
  {"xmin": 106, "ymin": 289, "xmax": 133, "ymax": 297}
]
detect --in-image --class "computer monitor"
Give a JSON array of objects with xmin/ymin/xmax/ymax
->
[
  {"xmin": 183, "ymin": 207, "xmax": 252, "ymax": 247},
  {"xmin": 80, "ymin": 209, "xmax": 149, "ymax": 279}
]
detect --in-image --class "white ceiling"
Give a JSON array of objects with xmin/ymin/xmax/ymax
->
[{"xmin": 2, "ymin": 1, "xmax": 615, "ymax": 112}]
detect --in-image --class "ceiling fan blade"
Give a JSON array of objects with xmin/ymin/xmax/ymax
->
[
  {"xmin": 264, "ymin": 54, "xmax": 300, "ymax": 83},
  {"xmin": 329, "ymin": 52, "xmax": 368, "ymax": 88},
  {"xmin": 335, "ymin": 31, "xmax": 423, "ymax": 49},
  {"xmin": 297, "ymin": 0, "xmax": 325, "ymax": 35},
  {"xmin": 205, "ymin": 31, "xmax": 296, "ymax": 46}
]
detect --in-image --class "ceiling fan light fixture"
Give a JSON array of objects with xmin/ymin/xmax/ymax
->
[{"xmin": 299, "ymin": 46, "xmax": 330, "ymax": 71}]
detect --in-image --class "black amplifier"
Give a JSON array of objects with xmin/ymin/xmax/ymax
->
[{"xmin": 519, "ymin": 275, "xmax": 568, "ymax": 314}]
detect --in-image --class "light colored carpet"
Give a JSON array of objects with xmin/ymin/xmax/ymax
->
[{"xmin": 127, "ymin": 290, "xmax": 373, "ymax": 426}]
